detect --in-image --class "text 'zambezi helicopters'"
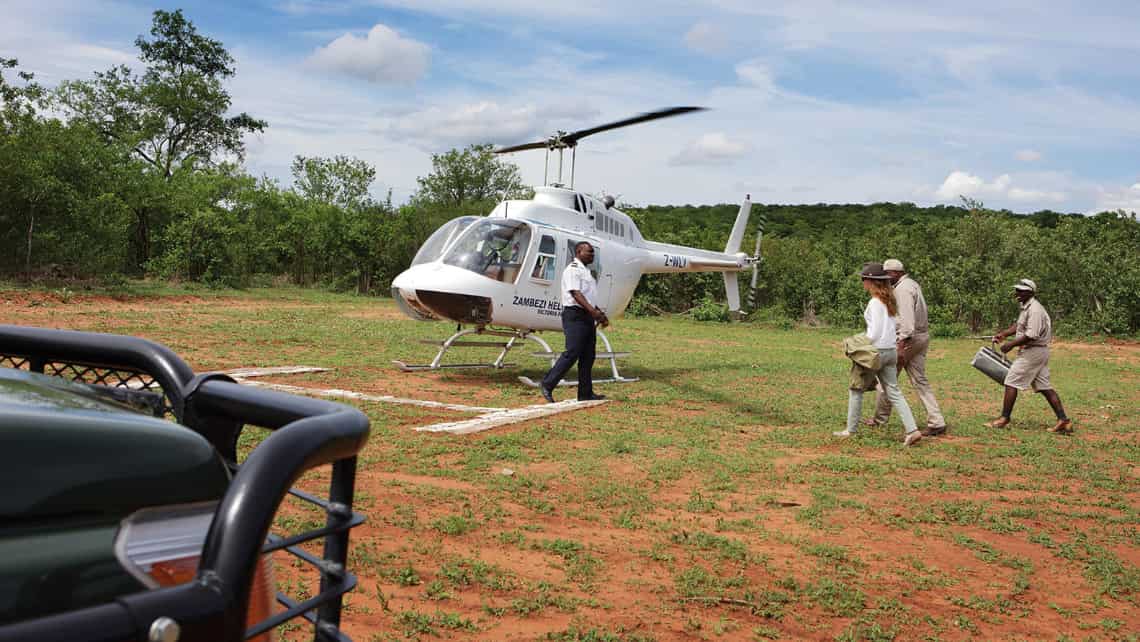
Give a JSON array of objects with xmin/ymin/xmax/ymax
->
[{"xmin": 390, "ymin": 107, "xmax": 764, "ymax": 387}]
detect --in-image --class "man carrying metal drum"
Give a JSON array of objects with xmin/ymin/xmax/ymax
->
[{"xmin": 984, "ymin": 279, "xmax": 1073, "ymax": 434}]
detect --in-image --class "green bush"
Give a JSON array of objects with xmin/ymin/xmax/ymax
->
[
  {"xmin": 625, "ymin": 294, "xmax": 660, "ymax": 317},
  {"xmin": 691, "ymin": 296, "xmax": 730, "ymax": 322}
]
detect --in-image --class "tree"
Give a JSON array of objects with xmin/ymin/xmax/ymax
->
[
  {"xmin": 0, "ymin": 58, "xmax": 44, "ymax": 130},
  {"xmin": 58, "ymin": 10, "xmax": 265, "ymax": 178},
  {"xmin": 291, "ymin": 155, "xmax": 376, "ymax": 211},
  {"xmin": 0, "ymin": 118, "xmax": 132, "ymax": 277},
  {"xmin": 2, "ymin": 59, "xmax": 133, "ymax": 277},
  {"xmin": 414, "ymin": 143, "xmax": 529, "ymax": 210},
  {"xmin": 56, "ymin": 9, "xmax": 266, "ymax": 268}
]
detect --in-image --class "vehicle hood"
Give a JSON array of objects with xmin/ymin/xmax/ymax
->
[{"xmin": 0, "ymin": 368, "xmax": 230, "ymax": 521}]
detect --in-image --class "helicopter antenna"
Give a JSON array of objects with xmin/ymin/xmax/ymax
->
[{"xmin": 495, "ymin": 106, "xmax": 707, "ymax": 188}]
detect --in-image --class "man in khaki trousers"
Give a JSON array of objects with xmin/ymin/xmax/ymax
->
[{"xmin": 865, "ymin": 259, "xmax": 948, "ymax": 436}]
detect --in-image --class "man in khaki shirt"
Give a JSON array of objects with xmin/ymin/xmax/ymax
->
[
  {"xmin": 866, "ymin": 259, "xmax": 947, "ymax": 435},
  {"xmin": 984, "ymin": 278, "xmax": 1072, "ymax": 433}
]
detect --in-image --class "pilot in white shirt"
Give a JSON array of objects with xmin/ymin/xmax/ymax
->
[
  {"xmin": 561, "ymin": 257, "xmax": 597, "ymax": 308},
  {"xmin": 541, "ymin": 241, "xmax": 607, "ymax": 403}
]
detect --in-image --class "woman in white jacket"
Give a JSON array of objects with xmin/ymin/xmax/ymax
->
[{"xmin": 835, "ymin": 262, "xmax": 922, "ymax": 446}]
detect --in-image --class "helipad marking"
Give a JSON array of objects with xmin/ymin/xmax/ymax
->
[
  {"xmin": 237, "ymin": 380, "xmax": 504, "ymax": 413},
  {"xmin": 414, "ymin": 399, "xmax": 609, "ymax": 435},
  {"xmin": 221, "ymin": 366, "xmax": 330, "ymax": 378},
  {"xmin": 223, "ymin": 365, "xmax": 606, "ymax": 433}
]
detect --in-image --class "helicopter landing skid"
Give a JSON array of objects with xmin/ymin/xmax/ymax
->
[
  {"xmin": 393, "ymin": 327, "xmax": 551, "ymax": 372},
  {"xmin": 518, "ymin": 328, "xmax": 639, "ymax": 387}
]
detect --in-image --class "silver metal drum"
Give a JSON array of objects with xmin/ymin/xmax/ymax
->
[{"xmin": 971, "ymin": 346, "xmax": 1012, "ymax": 386}]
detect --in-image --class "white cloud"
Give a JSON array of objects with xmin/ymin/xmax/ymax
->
[
  {"xmin": 1092, "ymin": 183, "xmax": 1140, "ymax": 214},
  {"xmin": 734, "ymin": 59, "xmax": 775, "ymax": 90},
  {"xmin": 939, "ymin": 44, "xmax": 1008, "ymax": 81},
  {"xmin": 669, "ymin": 132, "xmax": 751, "ymax": 166},
  {"xmin": 1008, "ymin": 187, "xmax": 1064, "ymax": 203},
  {"xmin": 935, "ymin": 171, "xmax": 1009, "ymax": 200},
  {"xmin": 308, "ymin": 24, "xmax": 430, "ymax": 84},
  {"xmin": 1015, "ymin": 149, "xmax": 1042, "ymax": 162},
  {"xmin": 385, "ymin": 103, "xmax": 549, "ymax": 152},
  {"xmin": 683, "ymin": 21, "xmax": 726, "ymax": 55},
  {"xmin": 935, "ymin": 170, "xmax": 1066, "ymax": 206}
]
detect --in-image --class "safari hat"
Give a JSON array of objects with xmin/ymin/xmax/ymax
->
[
  {"xmin": 1012, "ymin": 278, "xmax": 1037, "ymax": 293},
  {"xmin": 858, "ymin": 262, "xmax": 891, "ymax": 280},
  {"xmin": 883, "ymin": 259, "xmax": 904, "ymax": 272}
]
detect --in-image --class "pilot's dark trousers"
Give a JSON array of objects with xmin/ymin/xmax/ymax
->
[{"xmin": 541, "ymin": 306, "xmax": 596, "ymax": 399}]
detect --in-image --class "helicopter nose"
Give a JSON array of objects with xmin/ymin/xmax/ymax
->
[
  {"xmin": 390, "ymin": 266, "xmax": 494, "ymax": 324},
  {"xmin": 391, "ymin": 286, "xmax": 435, "ymax": 320},
  {"xmin": 415, "ymin": 290, "xmax": 493, "ymax": 325}
]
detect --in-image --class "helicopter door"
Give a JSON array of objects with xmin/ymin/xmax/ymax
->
[{"xmin": 530, "ymin": 234, "xmax": 558, "ymax": 283}]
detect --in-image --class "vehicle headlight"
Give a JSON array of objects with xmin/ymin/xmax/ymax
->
[{"xmin": 114, "ymin": 503, "xmax": 276, "ymax": 641}]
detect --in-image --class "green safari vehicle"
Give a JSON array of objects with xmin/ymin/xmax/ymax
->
[{"xmin": 0, "ymin": 325, "xmax": 370, "ymax": 642}]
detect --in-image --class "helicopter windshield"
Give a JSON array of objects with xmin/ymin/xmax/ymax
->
[
  {"xmin": 411, "ymin": 216, "xmax": 480, "ymax": 267},
  {"xmin": 442, "ymin": 219, "xmax": 532, "ymax": 283}
]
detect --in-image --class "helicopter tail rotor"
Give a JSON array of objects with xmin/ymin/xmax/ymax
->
[{"xmin": 747, "ymin": 213, "xmax": 767, "ymax": 310}]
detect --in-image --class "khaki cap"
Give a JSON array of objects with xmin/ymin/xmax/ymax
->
[{"xmin": 1012, "ymin": 278, "xmax": 1037, "ymax": 293}]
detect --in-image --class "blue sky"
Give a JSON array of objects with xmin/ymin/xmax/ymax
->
[{"xmin": 4, "ymin": 0, "xmax": 1140, "ymax": 213}]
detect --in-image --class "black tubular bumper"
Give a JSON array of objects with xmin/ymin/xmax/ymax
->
[{"xmin": 0, "ymin": 325, "xmax": 371, "ymax": 642}]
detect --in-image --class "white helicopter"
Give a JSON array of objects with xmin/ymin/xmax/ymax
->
[{"xmin": 390, "ymin": 107, "xmax": 764, "ymax": 387}]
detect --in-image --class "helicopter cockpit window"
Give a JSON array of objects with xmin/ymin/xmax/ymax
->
[
  {"xmin": 411, "ymin": 216, "xmax": 479, "ymax": 267},
  {"xmin": 443, "ymin": 219, "xmax": 532, "ymax": 283},
  {"xmin": 530, "ymin": 235, "xmax": 557, "ymax": 282}
]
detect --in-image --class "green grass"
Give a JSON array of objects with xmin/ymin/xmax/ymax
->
[{"xmin": 5, "ymin": 286, "xmax": 1137, "ymax": 640}]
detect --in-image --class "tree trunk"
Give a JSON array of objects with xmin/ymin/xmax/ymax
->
[
  {"xmin": 132, "ymin": 207, "xmax": 151, "ymax": 273},
  {"xmin": 801, "ymin": 299, "xmax": 818, "ymax": 326},
  {"xmin": 357, "ymin": 265, "xmax": 372, "ymax": 294},
  {"xmin": 293, "ymin": 240, "xmax": 306, "ymax": 285},
  {"xmin": 25, "ymin": 210, "xmax": 34, "ymax": 278}
]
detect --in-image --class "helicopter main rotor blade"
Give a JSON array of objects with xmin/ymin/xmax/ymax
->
[
  {"xmin": 493, "ymin": 106, "xmax": 707, "ymax": 154},
  {"xmin": 562, "ymin": 106, "xmax": 706, "ymax": 145},
  {"xmin": 494, "ymin": 140, "xmax": 551, "ymax": 154}
]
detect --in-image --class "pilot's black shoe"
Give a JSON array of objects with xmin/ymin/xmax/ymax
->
[
  {"xmin": 540, "ymin": 385, "xmax": 555, "ymax": 403},
  {"xmin": 579, "ymin": 394, "xmax": 606, "ymax": 401}
]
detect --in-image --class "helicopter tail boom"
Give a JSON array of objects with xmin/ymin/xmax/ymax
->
[
  {"xmin": 639, "ymin": 243, "xmax": 748, "ymax": 274},
  {"xmin": 639, "ymin": 195, "xmax": 755, "ymax": 313}
]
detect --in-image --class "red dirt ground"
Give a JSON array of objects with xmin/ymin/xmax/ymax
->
[{"xmin": 3, "ymin": 293, "xmax": 1138, "ymax": 641}]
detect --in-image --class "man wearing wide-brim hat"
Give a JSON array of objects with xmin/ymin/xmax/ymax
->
[{"xmin": 984, "ymin": 278, "xmax": 1073, "ymax": 433}]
